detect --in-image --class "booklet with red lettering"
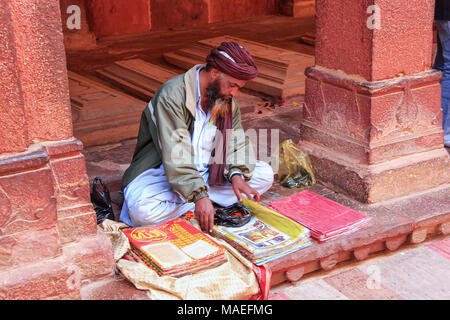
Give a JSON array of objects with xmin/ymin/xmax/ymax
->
[
  {"xmin": 122, "ymin": 218, "xmax": 227, "ymax": 277},
  {"xmin": 268, "ymin": 190, "xmax": 372, "ymax": 242}
]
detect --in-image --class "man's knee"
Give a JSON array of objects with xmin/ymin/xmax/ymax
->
[
  {"xmin": 130, "ymin": 209, "xmax": 159, "ymax": 227},
  {"xmin": 253, "ymin": 161, "xmax": 274, "ymax": 190},
  {"xmin": 129, "ymin": 200, "xmax": 193, "ymax": 227},
  {"xmin": 128, "ymin": 201, "xmax": 168, "ymax": 227},
  {"xmin": 258, "ymin": 161, "xmax": 274, "ymax": 183}
]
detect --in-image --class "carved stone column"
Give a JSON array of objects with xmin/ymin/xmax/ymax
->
[
  {"xmin": 0, "ymin": 0, "xmax": 113, "ymax": 299},
  {"xmin": 300, "ymin": 0, "xmax": 450, "ymax": 203}
]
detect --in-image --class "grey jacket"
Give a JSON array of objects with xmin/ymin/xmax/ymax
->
[{"xmin": 122, "ymin": 64, "xmax": 256, "ymax": 202}]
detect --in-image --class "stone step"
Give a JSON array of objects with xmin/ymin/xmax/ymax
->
[
  {"xmin": 0, "ymin": 229, "xmax": 115, "ymax": 300},
  {"xmin": 163, "ymin": 35, "xmax": 314, "ymax": 98},
  {"xmin": 95, "ymin": 59, "xmax": 180, "ymax": 102},
  {"xmin": 272, "ymin": 237, "xmax": 450, "ymax": 300},
  {"xmin": 80, "ymin": 119, "xmax": 450, "ymax": 296},
  {"xmin": 299, "ymin": 32, "xmax": 315, "ymax": 46},
  {"xmin": 83, "ymin": 138, "xmax": 450, "ymax": 290},
  {"xmin": 68, "ymin": 71, "xmax": 147, "ymax": 147},
  {"xmin": 263, "ymin": 183, "xmax": 450, "ymax": 286}
]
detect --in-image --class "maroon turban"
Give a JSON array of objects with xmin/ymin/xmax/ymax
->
[
  {"xmin": 206, "ymin": 41, "xmax": 258, "ymax": 80},
  {"xmin": 206, "ymin": 42, "xmax": 257, "ymax": 186}
]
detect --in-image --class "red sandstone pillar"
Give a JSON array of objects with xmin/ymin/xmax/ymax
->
[
  {"xmin": 300, "ymin": 0, "xmax": 450, "ymax": 203},
  {"xmin": 0, "ymin": 0, "xmax": 113, "ymax": 299}
]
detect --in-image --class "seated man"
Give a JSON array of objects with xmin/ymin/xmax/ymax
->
[{"xmin": 120, "ymin": 41, "xmax": 274, "ymax": 233}]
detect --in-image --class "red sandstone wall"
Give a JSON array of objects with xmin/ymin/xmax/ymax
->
[
  {"xmin": 208, "ymin": 0, "xmax": 278, "ymax": 23},
  {"xmin": 150, "ymin": 0, "xmax": 209, "ymax": 31},
  {"xmin": 72, "ymin": 0, "xmax": 286, "ymax": 37},
  {"xmin": 86, "ymin": 0, "xmax": 151, "ymax": 37},
  {"xmin": 59, "ymin": 0, "xmax": 96, "ymax": 49}
]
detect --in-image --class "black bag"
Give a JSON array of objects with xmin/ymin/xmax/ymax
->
[
  {"xmin": 90, "ymin": 177, "xmax": 115, "ymax": 224},
  {"xmin": 214, "ymin": 203, "xmax": 252, "ymax": 228}
]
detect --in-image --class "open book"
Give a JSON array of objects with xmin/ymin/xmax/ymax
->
[
  {"xmin": 226, "ymin": 216, "xmax": 291, "ymax": 249},
  {"xmin": 213, "ymin": 213, "xmax": 311, "ymax": 263}
]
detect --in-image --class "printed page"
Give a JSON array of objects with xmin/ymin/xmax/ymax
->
[
  {"xmin": 141, "ymin": 242, "xmax": 193, "ymax": 269},
  {"xmin": 227, "ymin": 217, "xmax": 291, "ymax": 248},
  {"xmin": 181, "ymin": 240, "xmax": 220, "ymax": 260}
]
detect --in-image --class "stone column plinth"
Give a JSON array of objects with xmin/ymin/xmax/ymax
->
[
  {"xmin": 0, "ymin": 0, "xmax": 113, "ymax": 300},
  {"xmin": 300, "ymin": 0, "xmax": 450, "ymax": 203}
]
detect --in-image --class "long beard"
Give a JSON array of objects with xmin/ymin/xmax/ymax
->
[
  {"xmin": 210, "ymin": 97, "xmax": 231, "ymax": 120},
  {"xmin": 206, "ymin": 80, "xmax": 231, "ymax": 121}
]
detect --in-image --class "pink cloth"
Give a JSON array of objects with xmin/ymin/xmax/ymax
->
[{"xmin": 268, "ymin": 190, "xmax": 372, "ymax": 242}]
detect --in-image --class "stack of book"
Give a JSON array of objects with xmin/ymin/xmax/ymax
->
[
  {"xmin": 122, "ymin": 218, "xmax": 227, "ymax": 277},
  {"xmin": 268, "ymin": 190, "xmax": 372, "ymax": 242},
  {"xmin": 212, "ymin": 200, "xmax": 312, "ymax": 266}
]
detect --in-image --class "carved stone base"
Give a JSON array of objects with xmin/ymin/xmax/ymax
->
[
  {"xmin": 300, "ymin": 141, "xmax": 450, "ymax": 203},
  {"xmin": 0, "ymin": 139, "xmax": 114, "ymax": 299},
  {"xmin": 300, "ymin": 66, "xmax": 450, "ymax": 203}
]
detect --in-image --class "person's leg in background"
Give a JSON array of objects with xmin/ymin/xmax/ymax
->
[
  {"xmin": 434, "ymin": 30, "xmax": 444, "ymax": 70},
  {"xmin": 435, "ymin": 20, "xmax": 450, "ymax": 147}
]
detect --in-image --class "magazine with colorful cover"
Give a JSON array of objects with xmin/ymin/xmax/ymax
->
[
  {"xmin": 221, "ymin": 232, "xmax": 313, "ymax": 266},
  {"xmin": 213, "ymin": 215, "xmax": 310, "ymax": 260},
  {"xmin": 252, "ymin": 239, "xmax": 312, "ymax": 265},
  {"xmin": 225, "ymin": 216, "xmax": 291, "ymax": 248}
]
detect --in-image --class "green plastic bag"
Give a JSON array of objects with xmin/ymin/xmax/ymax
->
[{"xmin": 278, "ymin": 139, "xmax": 316, "ymax": 189}]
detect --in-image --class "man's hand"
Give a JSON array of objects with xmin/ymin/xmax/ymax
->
[
  {"xmin": 195, "ymin": 196, "xmax": 215, "ymax": 233},
  {"xmin": 231, "ymin": 175, "xmax": 260, "ymax": 203}
]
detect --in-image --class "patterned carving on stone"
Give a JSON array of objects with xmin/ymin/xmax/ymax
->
[
  {"xmin": 304, "ymin": 67, "xmax": 443, "ymax": 147},
  {"xmin": 304, "ymin": 78, "xmax": 368, "ymax": 141},
  {"xmin": 0, "ymin": 169, "xmax": 57, "ymax": 237},
  {"xmin": 0, "ymin": 187, "xmax": 12, "ymax": 234},
  {"xmin": 48, "ymin": 155, "xmax": 90, "ymax": 210},
  {"xmin": 395, "ymin": 83, "xmax": 419, "ymax": 131},
  {"xmin": 370, "ymin": 82, "xmax": 441, "ymax": 144}
]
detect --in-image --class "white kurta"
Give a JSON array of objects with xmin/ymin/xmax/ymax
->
[{"xmin": 120, "ymin": 68, "xmax": 273, "ymax": 227}]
